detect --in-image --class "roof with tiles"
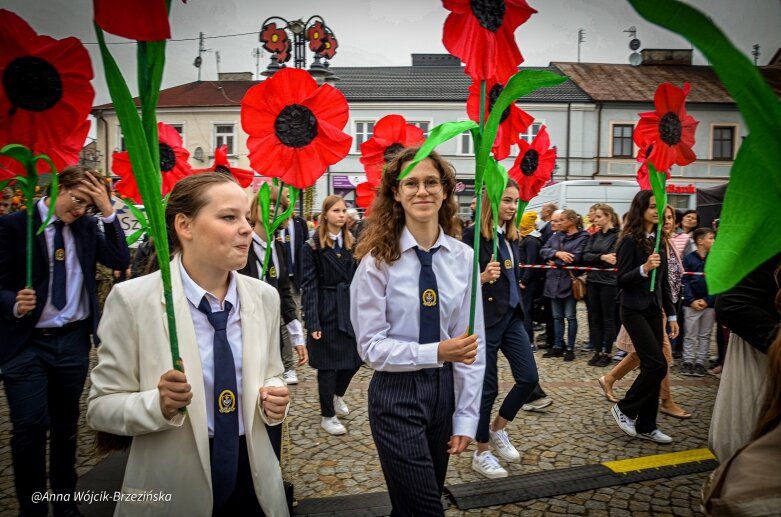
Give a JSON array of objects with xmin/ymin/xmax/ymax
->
[{"xmin": 552, "ymin": 62, "xmax": 781, "ymax": 104}]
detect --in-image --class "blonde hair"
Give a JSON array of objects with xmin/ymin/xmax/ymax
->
[{"xmin": 317, "ymin": 195, "xmax": 354, "ymax": 250}]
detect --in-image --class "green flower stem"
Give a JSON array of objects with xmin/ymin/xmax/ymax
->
[{"xmin": 469, "ymin": 182, "xmax": 484, "ymax": 334}]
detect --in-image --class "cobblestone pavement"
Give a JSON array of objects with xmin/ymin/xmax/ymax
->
[{"xmin": 1, "ymin": 304, "xmax": 721, "ymax": 516}]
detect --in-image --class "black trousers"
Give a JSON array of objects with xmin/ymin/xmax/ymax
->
[
  {"xmin": 586, "ymin": 282, "xmax": 618, "ymax": 354},
  {"xmin": 317, "ymin": 367, "xmax": 360, "ymax": 417},
  {"xmin": 368, "ymin": 365, "xmax": 454, "ymax": 516},
  {"xmin": 209, "ymin": 436, "xmax": 265, "ymax": 517},
  {"xmin": 617, "ymin": 305, "xmax": 668, "ymax": 433},
  {"xmin": 1, "ymin": 323, "xmax": 90, "ymax": 517}
]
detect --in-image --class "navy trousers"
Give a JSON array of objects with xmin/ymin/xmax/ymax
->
[
  {"xmin": 209, "ymin": 436, "xmax": 265, "ymax": 517},
  {"xmin": 1, "ymin": 322, "xmax": 90, "ymax": 517},
  {"xmin": 368, "ymin": 365, "xmax": 454, "ymax": 516},
  {"xmin": 476, "ymin": 310, "xmax": 539, "ymax": 443}
]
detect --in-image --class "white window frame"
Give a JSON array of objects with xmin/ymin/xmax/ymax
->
[
  {"xmin": 709, "ymin": 123, "xmax": 739, "ymax": 161},
  {"xmin": 116, "ymin": 125, "xmax": 126, "ymax": 152},
  {"xmin": 167, "ymin": 122, "xmax": 186, "ymax": 147},
  {"xmin": 519, "ymin": 120, "xmax": 545, "ymax": 144},
  {"xmin": 609, "ymin": 121, "xmax": 636, "ymax": 158},
  {"xmin": 352, "ymin": 119, "xmax": 376, "ymax": 153},
  {"xmin": 456, "ymin": 118, "xmax": 474, "ymax": 156},
  {"xmin": 406, "ymin": 119, "xmax": 434, "ymax": 138},
  {"xmin": 213, "ymin": 122, "xmax": 237, "ymax": 156}
]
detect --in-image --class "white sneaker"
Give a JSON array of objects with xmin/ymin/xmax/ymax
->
[
  {"xmin": 333, "ymin": 396, "xmax": 349, "ymax": 417},
  {"xmin": 489, "ymin": 428, "xmax": 521, "ymax": 462},
  {"xmin": 283, "ymin": 369, "xmax": 298, "ymax": 385},
  {"xmin": 320, "ymin": 416, "xmax": 346, "ymax": 435},
  {"xmin": 471, "ymin": 451, "xmax": 508, "ymax": 479},
  {"xmin": 637, "ymin": 429, "xmax": 673, "ymax": 444},
  {"xmin": 611, "ymin": 404, "xmax": 636, "ymax": 437},
  {"xmin": 521, "ymin": 397, "xmax": 553, "ymax": 412}
]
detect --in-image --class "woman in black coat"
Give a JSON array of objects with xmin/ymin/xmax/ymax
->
[
  {"xmin": 301, "ymin": 195, "xmax": 362, "ymax": 436},
  {"xmin": 582, "ymin": 203, "xmax": 620, "ymax": 366},
  {"xmin": 611, "ymin": 190, "xmax": 679, "ymax": 444}
]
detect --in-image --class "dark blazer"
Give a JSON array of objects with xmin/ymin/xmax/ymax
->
[
  {"xmin": 616, "ymin": 235, "xmax": 675, "ymax": 317},
  {"xmin": 462, "ymin": 226, "xmax": 524, "ymax": 328},
  {"xmin": 286, "ymin": 215, "xmax": 309, "ymax": 290},
  {"xmin": 237, "ymin": 237, "xmax": 297, "ymax": 324},
  {"xmin": 582, "ymin": 227, "xmax": 619, "ymax": 286},
  {"xmin": 0, "ymin": 207, "xmax": 130, "ymax": 363},
  {"xmin": 518, "ymin": 234, "xmax": 543, "ymax": 285}
]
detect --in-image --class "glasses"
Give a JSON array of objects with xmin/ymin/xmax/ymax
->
[
  {"xmin": 399, "ymin": 178, "xmax": 443, "ymax": 195},
  {"xmin": 68, "ymin": 192, "xmax": 91, "ymax": 209}
]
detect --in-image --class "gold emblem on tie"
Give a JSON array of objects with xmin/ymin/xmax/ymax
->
[
  {"xmin": 55, "ymin": 249, "xmax": 65, "ymax": 261},
  {"xmin": 422, "ymin": 288, "xmax": 437, "ymax": 307},
  {"xmin": 218, "ymin": 389, "xmax": 237, "ymax": 414},
  {"xmin": 269, "ymin": 266, "xmax": 277, "ymax": 278},
  {"xmin": 285, "ymin": 234, "xmax": 291, "ymax": 242},
  {"xmin": 504, "ymin": 259, "xmax": 512, "ymax": 269}
]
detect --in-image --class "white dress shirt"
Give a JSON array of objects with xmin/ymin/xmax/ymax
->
[
  {"xmin": 178, "ymin": 261, "xmax": 245, "ymax": 437},
  {"xmin": 33, "ymin": 199, "xmax": 116, "ymax": 327},
  {"xmin": 281, "ymin": 222, "xmax": 296, "ymax": 270},
  {"xmin": 252, "ymin": 232, "xmax": 304, "ymax": 346},
  {"xmin": 350, "ymin": 225, "xmax": 486, "ymax": 438}
]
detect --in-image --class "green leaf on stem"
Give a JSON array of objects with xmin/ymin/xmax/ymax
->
[
  {"xmin": 400, "ymin": 121, "xmax": 479, "ymax": 179},
  {"xmin": 647, "ymin": 162, "xmax": 667, "ymax": 292},
  {"xmin": 484, "ymin": 158, "xmax": 508, "ymax": 256},
  {"xmin": 627, "ymin": 0, "xmax": 781, "ymax": 293}
]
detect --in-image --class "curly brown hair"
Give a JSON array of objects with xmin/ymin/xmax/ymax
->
[{"xmin": 354, "ymin": 147, "xmax": 459, "ymax": 264}]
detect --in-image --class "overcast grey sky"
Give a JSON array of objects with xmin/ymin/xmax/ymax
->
[{"xmin": 5, "ymin": 0, "xmax": 780, "ymax": 106}]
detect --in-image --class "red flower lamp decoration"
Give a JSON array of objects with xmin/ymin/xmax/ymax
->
[
  {"xmin": 307, "ymin": 21, "xmax": 326, "ymax": 52},
  {"xmin": 467, "ymin": 77, "xmax": 533, "ymax": 161},
  {"xmin": 241, "ymin": 67, "xmax": 351, "ymax": 189},
  {"xmin": 633, "ymin": 82, "xmax": 698, "ymax": 173},
  {"xmin": 442, "ymin": 0, "xmax": 537, "ymax": 83},
  {"xmin": 318, "ymin": 34, "xmax": 338, "ymax": 60},
  {"xmin": 113, "ymin": 122, "xmax": 194, "ymax": 203},
  {"xmin": 261, "ymin": 22, "xmax": 289, "ymax": 54},
  {"xmin": 93, "ymin": 0, "xmax": 173, "ymax": 41},
  {"xmin": 194, "ymin": 144, "xmax": 254, "ymax": 188},
  {"xmin": 0, "ymin": 9, "xmax": 94, "ymax": 152},
  {"xmin": 509, "ymin": 125, "xmax": 556, "ymax": 202},
  {"xmin": 360, "ymin": 114, "xmax": 425, "ymax": 183}
]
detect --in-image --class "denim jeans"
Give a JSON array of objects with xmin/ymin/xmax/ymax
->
[{"xmin": 550, "ymin": 296, "xmax": 578, "ymax": 350}]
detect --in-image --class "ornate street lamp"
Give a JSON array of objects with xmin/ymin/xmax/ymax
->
[{"xmin": 259, "ymin": 15, "xmax": 340, "ymax": 85}]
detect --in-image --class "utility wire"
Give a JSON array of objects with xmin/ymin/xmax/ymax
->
[{"xmin": 82, "ymin": 31, "xmax": 257, "ymax": 45}]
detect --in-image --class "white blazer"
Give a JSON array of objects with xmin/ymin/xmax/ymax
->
[{"xmin": 88, "ymin": 255, "xmax": 289, "ymax": 516}]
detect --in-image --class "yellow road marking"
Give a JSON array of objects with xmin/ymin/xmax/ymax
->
[{"xmin": 603, "ymin": 448, "xmax": 716, "ymax": 473}]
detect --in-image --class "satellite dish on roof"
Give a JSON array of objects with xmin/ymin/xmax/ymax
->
[
  {"xmin": 629, "ymin": 38, "xmax": 641, "ymax": 51},
  {"xmin": 629, "ymin": 52, "xmax": 642, "ymax": 66}
]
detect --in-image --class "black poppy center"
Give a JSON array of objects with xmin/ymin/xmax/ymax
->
[
  {"xmin": 383, "ymin": 143, "xmax": 405, "ymax": 163},
  {"xmin": 470, "ymin": 0, "xmax": 506, "ymax": 33},
  {"xmin": 488, "ymin": 84, "xmax": 511, "ymax": 123},
  {"xmin": 659, "ymin": 112, "xmax": 682, "ymax": 146},
  {"xmin": 159, "ymin": 143, "xmax": 176, "ymax": 173},
  {"xmin": 520, "ymin": 149, "xmax": 539, "ymax": 176},
  {"xmin": 3, "ymin": 56, "xmax": 63, "ymax": 114},
  {"xmin": 215, "ymin": 165, "xmax": 231, "ymax": 175},
  {"xmin": 275, "ymin": 104, "xmax": 318, "ymax": 148}
]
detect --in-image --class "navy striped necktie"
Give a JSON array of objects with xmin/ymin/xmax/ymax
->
[
  {"xmin": 414, "ymin": 246, "xmax": 441, "ymax": 344},
  {"xmin": 51, "ymin": 220, "xmax": 67, "ymax": 310},
  {"xmin": 497, "ymin": 232, "xmax": 520, "ymax": 308},
  {"xmin": 198, "ymin": 296, "xmax": 239, "ymax": 508}
]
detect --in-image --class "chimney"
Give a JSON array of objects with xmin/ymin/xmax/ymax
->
[
  {"xmin": 641, "ymin": 49, "xmax": 692, "ymax": 66},
  {"xmin": 218, "ymin": 72, "xmax": 254, "ymax": 81},
  {"xmin": 411, "ymin": 54, "xmax": 462, "ymax": 67}
]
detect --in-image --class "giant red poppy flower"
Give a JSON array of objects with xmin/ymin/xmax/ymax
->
[
  {"xmin": 113, "ymin": 122, "xmax": 194, "ymax": 203},
  {"xmin": 359, "ymin": 115, "xmax": 425, "ymax": 183},
  {"xmin": 467, "ymin": 77, "xmax": 533, "ymax": 160},
  {"xmin": 0, "ymin": 118, "xmax": 91, "ymax": 178},
  {"xmin": 307, "ymin": 21, "xmax": 326, "ymax": 52},
  {"xmin": 635, "ymin": 144, "xmax": 671, "ymax": 191},
  {"xmin": 94, "ymin": 0, "xmax": 172, "ymax": 41},
  {"xmin": 194, "ymin": 144, "xmax": 254, "ymax": 188},
  {"xmin": 0, "ymin": 9, "xmax": 94, "ymax": 152},
  {"xmin": 261, "ymin": 22, "xmax": 289, "ymax": 54},
  {"xmin": 276, "ymin": 40, "xmax": 292, "ymax": 65},
  {"xmin": 355, "ymin": 180, "xmax": 378, "ymax": 215},
  {"xmin": 442, "ymin": 0, "xmax": 537, "ymax": 83},
  {"xmin": 633, "ymin": 82, "xmax": 698, "ymax": 173},
  {"xmin": 241, "ymin": 68, "xmax": 351, "ymax": 189},
  {"xmin": 509, "ymin": 125, "xmax": 556, "ymax": 201}
]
